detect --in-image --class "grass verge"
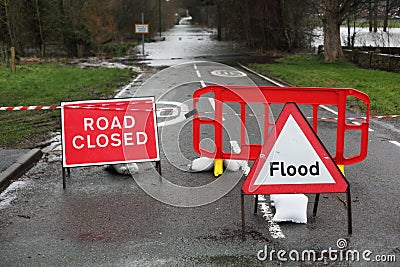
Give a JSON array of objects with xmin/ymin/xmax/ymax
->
[
  {"xmin": 0, "ymin": 63, "xmax": 135, "ymax": 149},
  {"xmin": 250, "ymin": 54, "xmax": 399, "ymax": 116}
]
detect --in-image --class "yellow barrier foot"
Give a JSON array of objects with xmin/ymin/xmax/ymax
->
[
  {"xmin": 338, "ymin": 165, "xmax": 345, "ymax": 175},
  {"xmin": 214, "ymin": 159, "xmax": 223, "ymax": 177}
]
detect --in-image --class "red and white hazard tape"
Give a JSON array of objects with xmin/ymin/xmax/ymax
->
[
  {"xmin": 0, "ymin": 105, "xmax": 60, "ymax": 111},
  {"xmin": 195, "ymin": 110, "xmax": 399, "ymax": 121},
  {"xmin": 306, "ymin": 115, "xmax": 400, "ymax": 121},
  {"xmin": 1, "ymin": 105, "xmax": 399, "ymax": 121}
]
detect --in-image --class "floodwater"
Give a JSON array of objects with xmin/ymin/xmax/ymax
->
[
  {"xmin": 313, "ymin": 26, "xmax": 400, "ymax": 48},
  {"xmin": 138, "ymin": 25, "xmax": 249, "ymax": 66},
  {"xmin": 138, "ymin": 24, "xmax": 400, "ymax": 66}
]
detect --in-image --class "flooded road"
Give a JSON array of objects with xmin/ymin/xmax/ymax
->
[
  {"xmin": 140, "ymin": 24, "xmax": 400, "ymax": 67},
  {"xmin": 139, "ymin": 25, "xmax": 249, "ymax": 66}
]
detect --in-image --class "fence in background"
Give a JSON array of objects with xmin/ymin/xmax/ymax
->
[
  {"xmin": 343, "ymin": 48, "xmax": 400, "ymax": 73},
  {"xmin": 0, "ymin": 46, "xmax": 16, "ymax": 72}
]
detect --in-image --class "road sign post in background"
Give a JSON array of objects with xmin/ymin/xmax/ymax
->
[{"xmin": 135, "ymin": 14, "xmax": 149, "ymax": 56}]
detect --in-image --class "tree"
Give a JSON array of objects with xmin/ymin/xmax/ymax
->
[
  {"xmin": 383, "ymin": 0, "xmax": 400, "ymax": 32},
  {"xmin": 313, "ymin": 0, "xmax": 364, "ymax": 62}
]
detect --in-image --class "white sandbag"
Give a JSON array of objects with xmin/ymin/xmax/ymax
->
[
  {"xmin": 111, "ymin": 163, "xmax": 139, "ymax": 175},
  {"xmin": 271, "ymin": 194, "xmax": 308, "ymax": 224},
  {"xmin": 223, "ymin": 159, "xmax": 243, "ymax": 172},
  {"xmin": 189, "ymin": 157, "xmax": 214, "ymax": 172}
]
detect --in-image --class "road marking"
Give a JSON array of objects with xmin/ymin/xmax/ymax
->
[
  {"xmin": 238, "ymin": 64, "xmax": 285, "ymax": 86},
  {"xmin": 352, "ymin": 121, "xmax": 374, "ymax": 132},
  {"xmin": 389, "ymin": 140, "xmax": 400, "ymax": 147},
  {"xmin": 156, "ymin": 101, "xmax": 189, "ymax": 127},
  {"xmin": 258, "ymin": 195, "xmax": 285, "ymax": 239},
  {"xmin": 115, "ymin": 73, "xmax": 144, "ymax": 98},
  {"xmin": 196, "ymin": 64, "xmax": 284, "ymax": 239},
  {"xmin": 194, "ymin": 64, "xmax": 206, "ymax": 87},
  {"xmin": 239, "ymin": 63, "xmax": 375, "ymax": 131},
  {"xmin": 0, "ymin": 181, "xmax": 31, "ymax": 210},
  {"xmin": 320, "ymin": 105, "xmax": 338, "ymax": 115},
  {"xmin": 196, "ymin": 70, "xmax": 202, "ymax": 78},
  {"xmin": 194, "ymin": 64, "xmax": 202, "ymax": 78},
  {"xmin": 210, "ymin": 70, "xmax": 247, "ymax": 77}
]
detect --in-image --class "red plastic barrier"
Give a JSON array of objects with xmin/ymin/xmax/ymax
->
[{"xmin": 193, "ymin": 85, "xmax": 370, "ymax": 166}]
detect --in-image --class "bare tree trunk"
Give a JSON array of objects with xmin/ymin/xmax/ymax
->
[
  {"xmin": 347, "ymin": 17, "xmax": 351, "ymax": 46},
  {"xmin": 383, "ymin": 0, "xmax": 390, "ymax": 32},
  {"xmin": 369, "ymin": 1, "xmax": 373, "ymax": 32},
  {"xmin": 35, "ymin": 0, "xmax": 45, "ymax": 57},
  {"xmin": 3, "ymin": 0, "xmax": 16, "ymax": 47},
  {"xmin": 373, "ymin": 0, "xmax": 378, "ymax": 32},
  {"xmin": 323, "ymin": 13, "xmax": 343, "ymax": 61}
]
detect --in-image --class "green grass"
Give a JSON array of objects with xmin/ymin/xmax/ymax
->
[
  {"xmin": 0, "ymin": 63, "xmax": 134, "ymax": 148},
  {"xmin": 250, "ymin": 54, "xmax": 400, "ymax": 116}
]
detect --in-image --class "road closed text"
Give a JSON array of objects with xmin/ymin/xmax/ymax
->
[
  {"xmin": 71, "ymin": 116, "xmax": 148, "ymax": 149},
  {"xmin": 61, "ymin": 98, "xmax": 159, "ymax": 167}
]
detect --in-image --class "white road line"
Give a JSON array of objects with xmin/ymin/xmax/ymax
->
[
  {"xmin": 239, "ymin": 63, "xmax": 375, "ymax": 132},
  {"xmin": 239, "ymin": 63, "xmax": 285, "ymax": 87},
  {"xmin": 194, "ymin": 64, "xmax": 206, "ymax": 87},
  {"xmin": 352, "ymin": 121, "xmax": 374, "ymax": 132},
  {"xmin": 239, "ymin": 64, "xmax": 338, "ymax": 115},
  {"xmin": 258, "ymin": 195, "xmax": 285, "ymax": 239},
  {"xmin": 389, "ymin": 140, "xmax": 400, "ymax": 147},
  {"xmin": 115, "ymin": 73, "xmax": 143, "ymax": 98},
  {"xmin": 196, "ymin": 70, "xmax": 202, "ymax": 78},
  {"xmin": 204, "ymin": 64, "xmax": 284, "ymax": 238},
  {"xmin": 320, "ymin": 105, "xmax": 338, "ymax": 115}
]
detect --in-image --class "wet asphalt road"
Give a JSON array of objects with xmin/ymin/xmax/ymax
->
[{"xmin": 1, "ymin": 25, "xmax": 399, "ymax": 266}]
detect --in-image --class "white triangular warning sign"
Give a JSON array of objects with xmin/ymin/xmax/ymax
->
[{"xmin": 242, "ymin": 103, "xmax": 348, "ymax": 194}]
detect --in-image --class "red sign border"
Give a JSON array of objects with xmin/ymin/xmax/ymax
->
[
  {"xmin": 61, "ymin": 97, "xmax": 160, "ymax": 167},
  {"xmin": 242, "ymin": 102, "xmax": 349, "ymax": 194}
]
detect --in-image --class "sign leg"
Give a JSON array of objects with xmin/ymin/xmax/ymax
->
[
  {"xmin": 312, "ymin": 193, "xmax": 320, "ymax": 216},
  {"xmin": 62, "ymin": 167, "xmax": 71, "ymax": 189},
  {"xmin": 254, "ymin": 195, "xmax": 258, "ymax": 214},
  {"xmin": 62, "ymin": 167, "xmax": 66, "ymax": 189},
  {"xmin": 347, "ymin": 187, "xmax": 353, "ymax": 235},
  {"xmin": 241, "ymin": 190, "xmax": 246, "ymax": 241},
  {"xmin": 155, "ymin": 161, "xmax": 162, "ymax": 183},
  {"xmin": 155, "ymin": 161, "xmax": 162, "ymax": 175}
]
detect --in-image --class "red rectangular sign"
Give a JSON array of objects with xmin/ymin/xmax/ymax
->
[{"xmin": 61, "ymin": 97, "xmax": 159, "ymax": 167}]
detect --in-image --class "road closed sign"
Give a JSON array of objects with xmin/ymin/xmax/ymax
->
[{"xmin": 61, "ymin": 97, "xmax": 159, "ymax": 167}]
